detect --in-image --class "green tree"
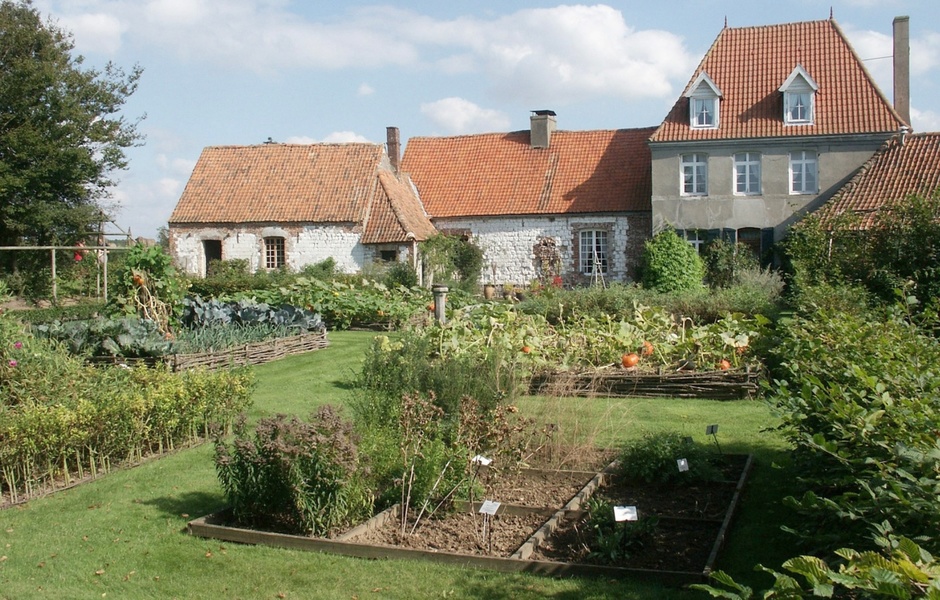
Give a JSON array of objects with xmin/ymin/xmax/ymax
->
[{"xmin": 0, "ymin": 0, "xmax": 143, "ymax": 251}]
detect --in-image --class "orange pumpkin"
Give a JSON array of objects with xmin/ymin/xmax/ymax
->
[
  {"xmin": 621, "ymin": 353, "xmax": 640, "ymax": 368},
  {"xmin": 641, "ymin": 341, "xmax": 654, "ymax": 356},
  {"xmin": 718, "ymin": 359, "xmax": 731, "ymax": 371}
]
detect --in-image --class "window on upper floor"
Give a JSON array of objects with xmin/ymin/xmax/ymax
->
[
  {"xmin": 685, "ymin": 72, "xmax": 721, "ymax": 129},
  {"xmin": 680, "ymin": 153, "xmax": 708, "ymax": 196},
  {"xmin": 734, "ymin": 152, "xmax": 761, "ymax": 195},
  {"xmin": 264, "ymin": 236, "xmax": 285, "ymax": 270},
  {"xmin": 789, "ymin": 150, "xmax": 818, "ymax": 194},
  {"xmin": 780, "ymin": 65, "xmax": 818, "ymax": 125},
  {"xmin": 579, "ymin": 230, "xmax": 608, "ymax": 275}
]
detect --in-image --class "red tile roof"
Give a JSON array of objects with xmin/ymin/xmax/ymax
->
[
  {"xmin": 651, "ymin": 19, "xmax": 906, "ymax": 143},
  {"xmin": 401, "ymin": 128, "xmax": 655, "ymax": 218},
  {"xmin": 818, "ymin": 133, "xmax": 940, "ymax": 228},
  {"xmin": 169, "ymin": 143, "xmax": 435, "ymax": 243},
  {"xmin": 361, "ymin": 171, "xmax": 437, "ymax": 243}
]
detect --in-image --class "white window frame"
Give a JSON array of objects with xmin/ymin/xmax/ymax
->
[
  {"xmin": 690, "ymin": 98, "xmax": 716, "ymax": 128},
  {"xmin": 780, "ymin": 65, "xmax": 818, "ymax": 126},
  {"xmin": 683, "ymin": 229, "xmax": 706, "ymax": 254},
  {"xmin": 733, "ymin": 152, "xmax": 762, "ymax": 196},
  {"xmin": 680, "ymin": 153, "xmax": 708, "ymax": 196},
  {"xmin": 264, "ymin": 236, "xmax": 286, "ymax": 270},
  {"xmin": 789, "ymin": 150, "xmax": 818, "ymax": 194},
  {"xmin": 685, "ymin": 72, "xmax": 721, "ymax": 130},
  {"xmin": 785, "ymin": 91, "xmax": 814, "ymax": 124},
  {"xmin": 579, "ymin": 230, "xmax": 608, "ymax": 275}
]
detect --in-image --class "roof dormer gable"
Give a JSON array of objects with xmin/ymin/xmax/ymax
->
[
  {"xmin": 684, "ymin": 71, "xmax": 722, "ymax": 129},
  {"xmin": 780, "ymin": 64, "xmax": 818, "ymax": 125}
]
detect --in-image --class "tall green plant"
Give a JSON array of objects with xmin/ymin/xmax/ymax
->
[
  {"xmin": 640, "ymin": 229, "xmax": 706, "ymax": 293},
  {"xmin": 213, "ymin": 407, "xmax": 370, "ymax": 536}
]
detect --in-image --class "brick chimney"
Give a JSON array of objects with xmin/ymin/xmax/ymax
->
[
  {"xmin": 893, "ymin": 16, "xmax": 911, "ymax": 127},
  {"xmin": 386, "ymin": 126, "xmax": 401, "ymax": 173},
  {"xmin": 530, "ymin": 110, "xmax": 556, "ymax": 149}
]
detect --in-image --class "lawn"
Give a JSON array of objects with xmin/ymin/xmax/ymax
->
[{"xmin": 0, "ymin": 330, "xmax": 795, "ymax": 599}]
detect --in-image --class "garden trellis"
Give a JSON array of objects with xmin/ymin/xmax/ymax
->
[{"xmin": 0, "ymin": 244, "xmax": 131, "ymax": 303}]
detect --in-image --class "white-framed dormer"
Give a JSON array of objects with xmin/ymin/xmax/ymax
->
[
  {"xmin": 685, "ymin": 71, "xmax": 722, "ymax": 129},
  {"xmin": 780, "ymin": 65, "xmax": 819, "ymax": 125}
]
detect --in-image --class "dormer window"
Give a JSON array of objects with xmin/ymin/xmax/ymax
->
[
  {"xmin": 685, "ymin": 72, "xmax": 721, "ymax": 129},
  {"xmin": 780, "ymin": 65, "xmax": 818, "ymax": 125}
]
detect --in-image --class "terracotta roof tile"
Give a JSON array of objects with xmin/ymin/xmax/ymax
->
[
  {"xmin": 651, "ymin": 19, "xmax": 905, "ymax": 143},
  {"xmin": 818, "ymin": 133, "xmax": 940, "ymax": 228},
  {"xmin": 361, "ymin": 171, "xmax": 437, "ymax": 243},
  {"xmin": 169, "ymin": 144, "xmax": 386, "ymax": 224},
  {"xmin": 401, "ymin": 128, "xmax": 655, "ymax": 218}
]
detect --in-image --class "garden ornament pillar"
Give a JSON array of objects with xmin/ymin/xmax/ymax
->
[{"xmin": 432, "ymin": 284, "xmax": 448, "ymax": 324}]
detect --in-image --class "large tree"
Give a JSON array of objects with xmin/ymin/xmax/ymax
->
[{"xmin": 0, "ymin": 0, "xmax": 142, "ymax": 249}]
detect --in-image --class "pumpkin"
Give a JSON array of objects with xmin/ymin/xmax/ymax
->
[
  {"xmin": 621, "ymin": 353, "xmax": 640, "ymax": 368},
  {"xmin": 718, "ymin": 359, "xmax": 731, "ymax": 371},
  {"xmin": 522, "ymin": 345, "xmax": 531, "ymax": 354},
  {"xmin": 641, "ymin": 340, "xmax": 654, "ymax": 356}
]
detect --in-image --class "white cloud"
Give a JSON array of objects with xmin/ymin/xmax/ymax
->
[
  {"xmin": 284, "ymin": 132, "xmax": 372, "ymax": 144},
  {"xmin": 911, "ymin": 32, "xmax": 940, "ymax": 75},
  {"xmin": 357, "ymin": 83, "xmax": 375, "ymax": 96},
  {"xmin": 43, "ymin": 2, "xmax": 694, "ymax": 103},
  {"xmin": 420, "ymin": 98, "xmax": 511, "ymax": 134},
  {"xmin": 911, "ymin": 107, "xmax": 940, "ymax": 133},
  {"xmin": 155, "ymin": 154, "xmax": 197, "ymax": 178},
  {"xmin": 56, "ymin": 12, "xmax": 125, "ymax": 54}
]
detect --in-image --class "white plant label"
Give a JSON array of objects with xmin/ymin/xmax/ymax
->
[
  {"xmin": 614, "ymin": 506, "xmax": 638, "ymax": 522},
  {"xmin": 479, "ymin": 500, "xmax": 501, "ymax": 515},
  {"xmin": 706, "ymin": 424, "xmax": 719, "ymax": 435},
  {"xmin": 677, "ymin": 458, "xmax": 689, "ymax": 472},
  {"xmin": 472, "ymin": 455, "xmax": 493, "ymax": 466}
]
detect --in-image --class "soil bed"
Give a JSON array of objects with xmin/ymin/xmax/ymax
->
[
  {"xmin": 351, "ymin": 510, "xmax": 547, "ymax": 557},
  {"xmin": 480, "ymin": 468, "xmax": 598, "ymax": 507}
]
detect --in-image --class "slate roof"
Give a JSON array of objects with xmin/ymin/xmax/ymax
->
[
  {"xmin": 651, "ymin": 19, "xmax": 906, "ymax": 143},
  {"xmin": 817, "ymin": 133, "xmax": 940, "ymax": 228},
  {"xmin": 401, "ymin": 127, "xmax": 655, "ymax": 218},
  {"xmin": 169, "ymin": 143, "xmax": 435, "ymax": 244}
]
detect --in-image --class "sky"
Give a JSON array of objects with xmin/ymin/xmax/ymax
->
[{"xmin": 29, "ymin": 0, "xmax": 940, "ymax": 240}]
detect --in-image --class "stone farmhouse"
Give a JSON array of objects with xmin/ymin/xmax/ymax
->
[{"xmin": 168, "ymin": 16, "xmax": 915, "ymax": 284}]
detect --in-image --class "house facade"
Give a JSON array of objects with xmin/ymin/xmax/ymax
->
[
  {"xmin": 402, "ymin": 113, "xmax": 655, "ymax": 285},
  {"xmin": 648, "ymin": 17, "xmax": 910, "ymax": 259},
  {"xmin": 168, "ymin": 140, "xmax": 436, "ymax": 277}
]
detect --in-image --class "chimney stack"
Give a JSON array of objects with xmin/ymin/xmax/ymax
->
[
  {"xmin": 386, "ymin": 126, "xmax": 401, "ymax": 173},
  {"xmin": 530, "ymin": 110, "xmax": 557, "ymax": 149},
  {"xmin": 893, "ymin": 16, "xmax": 911, "ymax": 127}
]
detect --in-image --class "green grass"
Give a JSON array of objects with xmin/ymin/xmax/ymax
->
[{"xmin": 0, "ymin": 330, "xmax": 796, "ymax": 599}]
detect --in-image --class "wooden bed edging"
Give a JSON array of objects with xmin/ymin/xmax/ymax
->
[
  {"xmin": 529, "ymin": 367, "xmax": 762, "ymax": 400},
  {"xmin": 186, "ymin": 515, "xmax": 706, "ymax": 585},
  {"xmin": 187, "ymin": 455, "xmax": 752, "ymax": 585},
  {"xmin": 88, "ymin": 330, "xmax": 329, "ymax": 371}
]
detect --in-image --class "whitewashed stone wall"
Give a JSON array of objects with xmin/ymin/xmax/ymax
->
[
  {"xmin": 434, "ymin": 214, "xmax": 641, "ymax": 286},
  {"xmin": 170, "ymin": 223, "xmax": 370, "ymax": 276}
]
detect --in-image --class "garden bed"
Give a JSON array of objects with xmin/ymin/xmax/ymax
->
[
  {"xmin": 87, "ymin": 330, "xmax": 329, "ymax": 371},
  {"xmin": 188, "ymin": 454, "xmax": 752, "ymax": 584},
  {"xmin": 529, "ymin": 366, "xmax": 762, "ymax": 400}
]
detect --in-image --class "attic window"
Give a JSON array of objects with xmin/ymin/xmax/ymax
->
[
  {"xmin": 780, "ymin": 65, "xmax": 818, "ymax": 125},
  {"xmin": 685, "ymin": 72, "xmax": 721, "ymax": 129}
]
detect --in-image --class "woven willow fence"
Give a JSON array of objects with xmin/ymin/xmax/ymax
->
[
  {"xmin": 89, "ymin": 330, "xmax": 329, "ymax": 371},
  {"xmin": 529, "ymin": 365, "xmax": 761, "ymax": 400}
]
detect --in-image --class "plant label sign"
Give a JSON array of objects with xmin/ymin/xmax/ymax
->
[
  {"xmin": 472, "ymin": 455, "xmax": 493, "ymax": 466},
  {"xmin": 706, "ymin": 424, "xmax": 719, "ymax": 435},
  {"xmin": 479, "ymin": 500, "xmax": 501, "ymax": 515},
  {"xmin": 614, "ymin": 506, "xmax": 638, "ymax": 522},
  {"xmin": 683, "ymin": 436, "xmax": 694, "ymax": 444},
  {"xmin": 677, "ymin": 458, "xmax": 689, "ymax": 472}
]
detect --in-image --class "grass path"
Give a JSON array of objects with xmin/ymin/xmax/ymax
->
[{"xmin": 0, "ymin": 330, "xmax": 793, "ymax": 599}]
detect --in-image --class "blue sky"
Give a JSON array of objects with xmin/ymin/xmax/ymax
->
[{"xmin": 32, "ymin": 0, "xmax": 940, "ymax": 239}]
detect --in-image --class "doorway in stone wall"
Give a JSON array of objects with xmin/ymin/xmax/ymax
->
[{"xmin": 203, "ymin": 240, "xmax": 222, "ymax": 276}]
